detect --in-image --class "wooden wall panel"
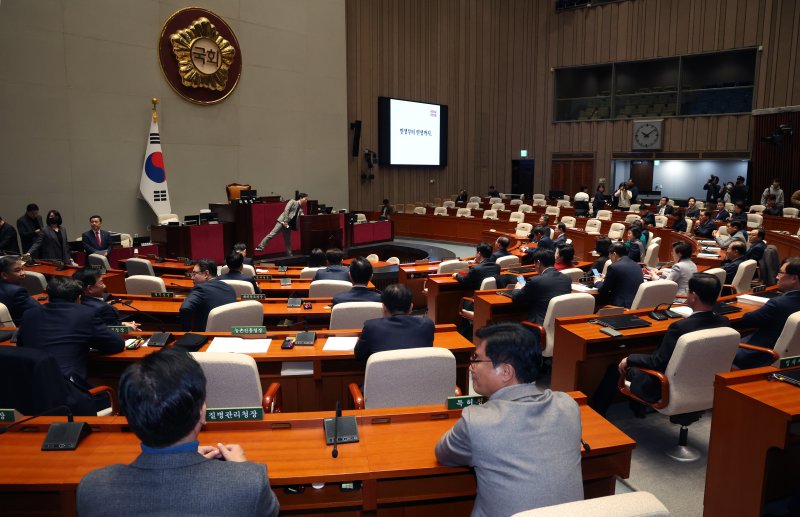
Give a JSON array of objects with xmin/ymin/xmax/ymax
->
[
  {"xmin": 346, "ymin": 0, "xmax": 800, "ymax": 211},
  {"xmin": 751, "ymin": 109, "xmax": 800, "ymax": 205}
]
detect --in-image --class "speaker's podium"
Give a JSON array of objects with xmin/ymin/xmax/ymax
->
[{"xmin": 300, "ymin": 213, "xmax": 344, "ymax": 252}]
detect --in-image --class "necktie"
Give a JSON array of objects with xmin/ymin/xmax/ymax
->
[{"xmin": 97, "ymin": 232, "xmax": 102, "ymax": 246}]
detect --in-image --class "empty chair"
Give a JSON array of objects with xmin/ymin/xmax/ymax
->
[
  {"xmin": 716, "ymin": 224, "xmax": 729, "ymax": 237},
  {"xmin": 329, "ymin": 301, "xmax": 384, "ymax": 330},
  {"xmin": 518, "ymin": 204, "xmax": 533, "ymax": 213},
  {"xmin": 366, "ymin": 253, "xmax": 379, "ymax": 263},
  {"xmin": 87, "ymin": 253, "xmax": 111, "ymax": 273},
  {"xmin": 515, "ymin": 223, "xmax": 533, "ymax": 238},
  {"xmin": 509, "ymin": 199, "xmax": 523, "ymax": 206},
  {"xmin": 783, "ymin": 207, "xmax": 799, "ymax": 218},
  {"xmin": 219, "ymin": 279, "xmax": 255, "ymax": 297},
  {"xmin": 629, "ymin": 204, "xmax": 640, "ymax": 213},
  {"xmin": 413, "ymin": 206, "xmax": 427, "ymax": 215},
  {"xmin": 204, "ymin": 300, "xmax": 263, "ymax": 332},
  {"xmin": 157, "ymin": 213, "xmax": 179, "ymax": 224},
  {"xmin": 191, "ymin": 352, "xmax": 281, "ymax": 413},
  {"xmin": 596, "ymin": 209, "xmax": 612, "ymax": 221},
  {"xmin": 491, "ymin": 202, "xmax": 505, "ymax": 211},
  {"xmin": 469, "ymin": 196, "xmax": 482, "ymax": 203},
  {"xmin": 532, "ymin": 198, "xmax": 547, "ymax": 207},
  {"xmin": 532, "ymin": 194, "xmax": 546, "ymax": 200},
  {"xmin": 560, "ymin": 216, "xmax": 576, "ymax": 229},
  {"xmin": 482, "ymin": 209, "xmax": 498, "ymax": 220},
  {"xmin": 394, "ymin": 204, "xmax": 405, "ymax": 213},
  {"xmin": 355, "ymin": 213, "xmax": 367, "ymax": 223},
  {"xmin": 495, "ymin": 255, "xmax": 520, "ymax": 268},
  {"xmin": 125, "ymin": 275, "xmax": 166, "ymax": 295},
  {"xmin": 525, "ymin": 293, "xmax": 595, "ymax": 357},
  {"xmin": 22, "ymin": 271, "xmax": 47, "ymax": 296},
  {"xmin": 545, "ymin": 206, "xmax": 560, "ymax": 218},
  {"xmin": 556, "ymin": 200, "xmax": 571, "ymax": 208},
  {"xmin": 437, "ymin": 260, "xmax": 469, "ymax": 274},
  {"xmin": 433, "ymin": 206, "xmax": 448, "ymax": 216},
  {"xmin": 349, "ymin": 348, "xmax": 457, "ymax": 409},
  {"xmin": 0, "ymin": 303, "xmax": 15, "ymax": 328},
  {"xmin": 560, "ymin": 267, "xmax": 584, "ymax": 282},
  {"xmin": 608, "ymin": 222, "xmax": 626, "ymax": 240},
  {"xmin": 509, "ymin": 212, "xmax": 525, "ymax": 223},
  {"xmin": 585, "ymin": 219, "xmax": 601, "ymax": 234},
  {"xmin": 489, "ymin": 197, "xmax": 502, "ymax": 204},
  {"xmin": 442, "ymin": 200, "xmax": 456, "ymax": 208},
  {"xmin": 456, "ymin": 208, "xmax": 472, "ymax": 218},
  {"xmin": 512, "ymin": 491, "xmax": 669, "ymax": 517},
  {"xmin": 625, "ymin": 213, "xmax": 641, "ymax": 224},
  {"xmin": 684, "ymin": 219, "xmax": 694, "ymax": 234},
  {"xmin": 724, "ymin": 202, "xmax": 734, "ymax": 211},
  {"xmin": 466, "ymin": 202, "xmax": 480, "ymax": 210},
  {"xmin": 458, "ymin": 277, "xmax": 499, "ymax": 320},
  {"xmin": 748, "ymin": 204, "xmax": 765, "ymax": 213},
  {"xmin": 618, "ymin": 327, "xmax": 741, "ymax": 461},
  {"xmin": 125, "ymin": 257, "xmax": 156, "ymax": 276},
  {"xmin": 630, "ymin": 280, "xmax": 678, "ymax": 310},
  {"xmin": 654, "ymin": 215, "xmax": 668, "ymax": 228},
  {"xmin": 727, "ymin": 259, "xmax": 757, "ymax": 294},
  {"xmin": 299, "ymin": 266, "xmax": 323, "ymax": 278},
  {"xmin": 309, "ymin": 279, "xmax": 352, "ymax": 298},
  {"xmin": 746, "ymin": 213, "xmax": 763, "ymax": 229},
  {"xmin": 386, "ymin": 256, "xmax": 400, "ymax": 265},
  {"xmin": 643, "ymin": 242, "xmax": 660, "ymax": 267}
]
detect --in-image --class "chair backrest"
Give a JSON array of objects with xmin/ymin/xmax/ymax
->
[
  {"xmin": 545, "ymin": 206, "xmax": 560, "ymax": 217},
  {"xmin": 597, "ymin": 209, "xmax": 612, "ymax": 221},
  {"xmin": 730, "ymin": 259, "xmax": 757, "ymax": 294},
  {"xmin": 355, "ymin": 213, "xmax": 367, "ymax": 223},
  {"xmin": 783, "ymin": 207, "xmax": 799, "ymax": 218},
  {"xmin": 190, "ymin": 352, "xmax": 263, "ymax": 409},
  {"xmin": 483, "ymin": 210, "xmax": 498, "ymax": 220},
  {"xmin": 629, "ymin": 204, "xmax": 640, "ymax": 213},
  {"xmin": 556, "ymin": 200, "xmax": 571, "ymax": 208},
  {"xmin": 0, "ymin": 303, "xmax": 15, "ymax": 328},
  {"xmin": 437, "ymin": 260, "xmax": 469, "ymax": 274},
  {"xmin": 696, "ymin": 200, "xmax": 706, "ymax": 210},
  {"xmin": 585, "ymin": 219, "xmax": 602, "ymax": 234},
  {"xmin": 309, "ymin": 280, "xmax": 353, "ymax": 298},
  {"xmin": 654, "ymin": 215, "xmax": 668, "ymax": 228},
  {"xmin": 541, "ymin": 293, "xmax": 595, "ymax": 357},
  {"xmin": 466, "ymin": 202, "xmax": 480, "ymax": 210},
  {"xmin": 625, "ymin": 213, "xmax": 641, "ymax": 224},
  {"xmin": 509, "ymin": 212, "xmax": 525, "ymax": 223},
  {"xmin": 442, "ymin": 200, "xmax": 455, "ymax": 208},
  {"xmin": 532, "ymin": 198, "xmax": 547, "ymax": 207},
  {"xmin": 363, "ymin": 348, "xmax": 456, "ymax": 408},
  {"xmin": 630, "ymin": 279, "xmax": 678, "ymax": 310},
  {"xmin": 518, "ymin": 204, "xmax": 533, "ymax": 213},
  {"xmin": 366, "ymin": 254, "xmax": 379, "ymax": 263},
  {"xmin": 491, "ymin": 202, "xmax": 505, "ymax": 211},
  {"xmin": 299, "ymin": 266, "xmax": 323, "ymax": 278},
  {"xmin": 512, "ymin": 491, "xmax": 670, "ymax": 517},
  {"xmin": 717, "ymin": 224, "xmax": 729, "ymax": 237},
  {"xmin": 515, "ymin": 223, "xmax": 533, "ymax": 237},
  {"xmin": 119, "ymin": 233, "xmax": 133, "ymax": 248},
  {"xmin": 205, "ymin": 300, "xmax": 263, "ymax": 332},
  {"xmin": 661, "ymin": 328, "xmax": 741, "ymax": 415},
  {"xmin": 220, "ymin": 279, "xmax": 255, "ymax": 297},
  {"xmin": 559, "ymin": 267, "xmax": 584, "ymax": 282},
  {"xmin": 759, "ymin": 245, "xmax": 780, "ymax": 286},
  {"xmin": 643, "ymin": 242, "xmax": 660, "ymax": 267},
  {"xmin": 749, "ymin": 204, "xmax": 765, "ymax": 213},
  {"xmin": 413, "ymin": 206, "xmax": 427, "ymax": 215},
  {"xmin": 560, "ymin": 216, "xmax": 576, "ymax": 228},
  {"xmin": 468, "ymin": 196, "xmax": 482, "ymax": 203},
  {"xmin": 456, "ymin": 208, "xmax": 471, "ymax": 218},
  {"xmin": 157, "ymin": 213, "xmax": 179, "ymax": 224},
  {"xmin": 478, "ymin": 277, "xmax": 498, "ymax": 290},
  {"xmin": 329, "ymin": 301, "xmax": 384, "ymax": 330},
  {"xmin": 495, "ymin": 255, "xmax": 520, "ymax": 268},
  {"xmin": 87, "ymin": 253, "xmax": 111, "ymax": 272},
  {"xmin": 225, "ymin": 183, "xmax": 252, "ymax": 202},
  {"xmin": 394, "ymin": 204, "xmax": 405, "ymax": 213},
  {"xmin": 532, "ymin": 193, "xmax": 546, "ymax": 200},
  {"xmin": 772, "ymin": 311, "xmax": 800, "ymax": 364},
  {"xmin": 433, "ymin": 206, "xmax": 448, "ymax": 216},
  {"xmin": 125, "ymin": 275, "xmax": 166, "ymax": 295},
  {"xmin": 386, "ymin": 256, "xmax": 400, "ymax": 265},
  {"xmin": 489, "ymin": 197, "xmax": 502, "ymax": 204},
  {"xmin": 684, "ymin": 219, "xmax": 694, "ymax": 234},
  {"xmin": 509, "ymin": 199, "xmax": 523, "ymax": 206},
  {"xmin": 608, "ymin": 222, "xmax": 626, "ymax": 240},
  {"xmin": 601, "ymin": 259, "xmax": 612, "ymax": 276},
  {"xmin": 746, "ymin": 213, "xmax": 763, "ymax": 229},
  {"xmin": 22, "ymin": 271, "xmax": 47, "ymax": 296},
  {"xmin": 125, "ymin": 257, "xmax": 156, "ymax": 276}
]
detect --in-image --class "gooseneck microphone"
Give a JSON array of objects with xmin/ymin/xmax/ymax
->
[
  {"xmin": 332, "ymin": 401, "xmax": 341, "ymax": 459},
  {"xmin": 0, "ymin": 405, "xmax": 72, "ymax": 435},
  {"xmin": 117, "ymin": 299, "xmax": 169, "ymax": 332}
]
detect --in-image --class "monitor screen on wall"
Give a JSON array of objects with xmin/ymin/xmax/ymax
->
[{"xmin": 378, "ymin": 97, "xmax": 448, "ymax": 167}]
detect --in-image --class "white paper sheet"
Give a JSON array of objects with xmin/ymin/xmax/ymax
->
[
  {"xmin": 206, "ymin": 337, "xmax": 271, "ymax": 354},
  {"xmin": 281, "ymin": 361, "xmax": 314, "ymax": 376},
  {"xmin": 737, "ymin": 294, "xmax": 770, "ymax": 306},
  {"xmin": 571, "ymin": 283, "xmax": 595, "ymax": 292},
  {"xmin": 669, "ymin": 306, "xmax": 694, "ymax": 318},
  {"xmin": 322, "ymin": 336, "xmax": 359, "ymax": 351}
]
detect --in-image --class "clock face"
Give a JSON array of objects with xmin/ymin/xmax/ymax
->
[{"xmin": 633, "ymin": 121, "xmax": 662, "ymax": 150}]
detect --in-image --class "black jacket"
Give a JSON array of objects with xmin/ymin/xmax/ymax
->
[
  {"xmin": 510, "ymin": 268, "xmax": 572, "ymax": 325},
  {"xmin": 455, "ymin": 261, "xmax": 501, "ymax": 290},
  {"xmin": 354, "ymin": 315, "xmax": 435, "ymax": 361}
]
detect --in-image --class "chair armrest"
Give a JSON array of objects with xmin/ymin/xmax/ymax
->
[
  {"xmin": 520, "ymin": 322, "xmax": 546, "ymax": 351},
  {"xmin": 617, "ymin": 366, "xmax": 670, "ymax": 410},
  {"xmin": 263, "ymin": 382, "xmax": 282, "ymax": 413},
  {"xmin": 458, "ymin": 297, "xmax": 475, "ymax": 320},
  {"xmin": 88, "ymin": 385, "xmax": 118, "ymax": 415},
  {"xmin": 737, "ymin": 343, "xmax": 780, "ymax": 362},
  {"xmin": 348, "ymin": 382, "xmax": 365, "ymax": 410},
  {"xmin": 454, "ymin": 385, "xmax": 462, "ymax": 396}
]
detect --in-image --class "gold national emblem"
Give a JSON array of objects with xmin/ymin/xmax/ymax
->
[{"xmin": 170, "ymin": 17, "xmax": 236, "ymax": 91}]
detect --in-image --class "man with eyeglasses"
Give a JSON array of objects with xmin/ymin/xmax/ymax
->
[
  {"xmin": 435, "ymin": 323, "xmax": 583, "ymax": 515},
  {"xmin": 179, "ymin": 259, "xmax": 236, "ymax": 331},
  {"xmin": 733, "ymin": 257, "xmax": 800, "ymax": 369}
]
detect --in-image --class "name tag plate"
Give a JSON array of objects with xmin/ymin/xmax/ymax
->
[
  {"xmin": 205, "ymin": 407, "xmax": 263, "ymax": 421},
  {"xmin": 109, "ymin": 325, "xmax": 129, "ymax": 334},
  {"xmin": 151, "ymin": 292, "xmax": 175, "ymax": 298},
  {"xmin": 242, "ymin": 293, "xmax": 266, "ymax": 300},
  {"xmin": 446, "ymin": 395, "xmax": 485, "ymax": 410},
  {"xmin": 231, "ymin": 326, "xmax": 266, "ymax": 335},
  {"xmin": 779, "ymin": 356, "xmax": 800, "ymax": 369}
]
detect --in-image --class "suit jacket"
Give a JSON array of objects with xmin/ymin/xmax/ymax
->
[
  {"xmin": 553, "ymin": 233, "xmax": 567, "ymax": 247},
  {"xmin": 77, "ymin": 450, "xmax": 279, "ymax": 517},
  {"xmin": 656, "ymin": 204, "xmax": 674, "ymax": 216},
  {"xmin": 533, "ymin": 236, "xmax": 555, "ymax": 251},
  {"xmin": 714, "ymin": 209, "xmax": 730, "ymax": 221},
  {"xmin": 218, "ymin": 270, "xmax": 262, "ymax": 294},
  {"xmin": 0, "ymin": 280, "xmax": 40, "ymax": 326},
  {"xmin": 745, "ymin": 240, "xmax": 766, "ymax": 262},
  {"xmin": 16, "ymin": 214, "xmax": 43, "ymax": 254},
  {"xmin": 762, "ymin": 206, "xmax": 782, "ymax": 216},
  {"xmin": 354, "ymin": 315, "xmax": 435, "ymax": 361},
  {"xmin": 16, "ymin": 300, "xmax": 124, "ymax": 380},
  {"xmin": 704, "ymin": 182, "xmax": 721, "ymax": 203},
  {"xmin": 488, "ymin": 249, "xmax": 510, "ymax": 263},
  {"xmin": 28, "ymin": 226, "xmax": 71, "ymax": 263},
  {"xmin": 671, "ymin": 219, "xmax": 687, "ymax": 233},
  {"xmin": 0, "ymin": 222, "xmax": 20, "ymax": 254},
  {"xmin": 179, "ymin": 280, "xmax": 237, "ymax": 331},
  {"xmin": 455, "ymin": 261, "xmax": 500, "ymax": 291},
  {"xmin": 511, "ymin": 268, "xmax": 571, "ymax": 325},
  {"xmin": 685, "ymin": 206, "xmax": 701, "ymax": 219},
  {"xmin": 716, "ymin": 230, "xmax": 747, "ymax": 249},
  {"xmin": 81, "ymin": 296, "xmax": 123, "ymax": 326},
  {"xmin": 81, "ymin": 229, "xmax": 113, "ymax": 255},
  {"xmin": 741, "ymin": 290, "xmax": 800, "ymax": 348},
  {"xmin": 332, "ymin": 285, "xmax": 382, "ymax": 305},
  {"xmin": 380, "ymin": 204, "xmax": 394, "ymax": 217},
  {"xmin": 730, "ymin": 211, "xmax": 747, "ymax": 226},
  {"xmin": 627, "ymin": 312, "xmax": 730, "ymax": 402},
  {"xmin": 626, "ymin": 239, "xmax": 644, "ymax": 263},
  {"xmin": 435, "ymin": 383, "xmax": 583, "ymax": 516},
  {"xmin": 277, "ymin": 199, "xmax": 304, "ymax": 229},
  {"xmin": 313, "ymin": 265, "xmax": 350, "ymax": 281},
  {"xmin": 596, "ymin": 256, "xmax": 643, "ymax": 308},
  {"xmin": 641, "ymin": 212, "xmax": 656, "ymax": 226},
  {"xmin": 721, "ymin": 256, "xmax": 745, "ymax": 285},
  {"xmin": 665, "ymin": 259, "xmax": 697, "ymax": 296},
  {"xmin": 694, "ymin": 219, "xmax": 716, "ymax": 238}
]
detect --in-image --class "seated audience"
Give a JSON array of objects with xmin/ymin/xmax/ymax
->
[
  {"xmin": 380, "ymin": 198, "xmax": 394, "ymax": 218},
  {"xmin": 313, "ymin": 248, "xmax": 350, "ymax": 281},
  {"xmin": 488, "ymin": 185, "xmax": 500, "ymax": 197},
  {"xmin": 693, "ymin": 211, "xmax": 716, "ymax": 238},
  {"xmin": 715, "ymin": 220, "xmax": 747, "ymax": 249},
  {"xmin": 729, "ymin": 201, "xmax": 747, "ymax": 226},
  {"xmin": 0, "ymin": 255, "xmax": 39, "ymax": 326},
  {"xmin": 529, "ymin": 226, "xmax": 554, "ymax": 251},
  {"xmin": 552, "ymin": 222, "xmax": 567, "ymax": 247},
  {"xmin": 761, "ymin": 194, "xmax": 782, "ymax": 216},
  {"xmin": 713, "ymin": 200, "xmax": 730, "ymax": 222},
  {"xmin": 554, "ymin": 243, "xmax": 574, "ymax": 271},
  {"xmin": 233, "ymin": 242, "xmax": 253, "ymax": 265},
  {"xmin": 76, "ymin": 348, "xmax": 280, "ymax": 516},
  {"xmin": 435, "ymin": 323, "xmax": 583, "ymax": 515},
  {"xmin": 179, "ymin": 259, "xmax": 236, "ymax": 331},
  {"xmin": 671, "ymin": 209, "xmax": 687, "ymax": 233},
  {"xmin": 332, "ymin": 257, "xmax": 381, "ymax": 305},
  {"xmin": 744, "ymin": 227, "xmax": 766, "ymax": 263},
  {"xmin": 638, "ymin": 204, "xmax": 655, "ymax": 226},
  {"xmin": 81, "ymin": 215, "xmax": 112, "ymax": 256},
  {"xmin": 307, "ymin": 248, "xmax": 327, "ymax": 268},
  {"xmin": 218, "ymin": 252, "xmax": 261, "ymax": 294},
  {"xmin": 454, "ymin": 243, "xmax": 500, "ymax": 289},
  {"xmin": 489, "ymin": 236, "xmax": 511, "ymax": 262},
  {"xmin": 590, "ymin": 237, "xmax": 611, "ymax": 274},
  {"xmin": 511, "ymin": 249, "xmax": 571, "ymax": 324},
  {"xmin": 656, "ymin": 197, "xmax": 674, "ymax": 216},
  {"xmin": 595, "ymin": 243, "xmax": 643, "ymax": 309},
  {"xmin": 625, "ymin": 227, "xmax": 645, "ymax": 263},
  {"xmin": 73, "ymin": 268, "xmax": 139, "ymax": 330},
  {"xmin": 685, "ymin": 197, "xmax": 700, "ymax": 219},
  {"xmin": 721, "ymin": 241, "xmax": 747, "ymax": 285},
  {"xmin": 574, "ymin": 185, "xmax": 590, "ymax": 217},
  {"xmin": 656, "ymin": 241, "xmax": 697, "ymax": 297}
]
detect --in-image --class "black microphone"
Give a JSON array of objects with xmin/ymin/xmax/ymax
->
[
  {"xmin": 0, "ymin": 405, "xmax": 72, "ymax": 435},
  {"xmin": 120, "ymin": 300, "xmax": 168, "ymax": 332},
  {"xmin": 332, "ymin": 401, "xmax": 341, "ymax": 459}
]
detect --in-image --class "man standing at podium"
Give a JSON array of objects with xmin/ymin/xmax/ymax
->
[{"xmin": 255, "ymin": 193, "xmax": 307, "ymax": 256}]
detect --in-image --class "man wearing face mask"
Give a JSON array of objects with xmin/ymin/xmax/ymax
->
[{"xmin": 27, "ymin": 209, "xmax": 75, "ymax": 264}]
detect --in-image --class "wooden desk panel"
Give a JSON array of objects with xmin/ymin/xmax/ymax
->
[
  {"xmin": 118, "ymin": 256, "xmax": 194, "ymax": 276},
  {"xmin": 26, "ymin": 264, "xmax": 126, "ymax": 294}
]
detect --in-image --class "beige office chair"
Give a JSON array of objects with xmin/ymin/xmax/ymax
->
[
  {"xmin": 413, "ymin": 206, "xmax": 427, "ymax": 215},
  {"xmin": 22, "ymin": 271, "xmax": 47, "ymax": 296},
  {"xmin": 118, "ymin": 233, "xmax": 133, "ymax": 248},
  {"xmin": 726, "ymin": 259, "xmax": 757, "ymax": 294},
  {"xmin": 737, "ymin": 311, "xmax": 800, "ymax": 368},
  {"xmin": 783, "ymin": 207, "xmax": 799, "ymax": 218},
  {"xmin": 654, "ymin": 215, "xmax": 668, "ymax": 228},
  {"xmin": 125, "ymin": 257, "xmax": 156, "ymax": 276},
  {"xmin": 466, "ymin": 202, "xmax": 480, "ymax": 210},
  {"xmin": 190, "ymin": 352, "xmax": 282, "ymax": 413},
  {"xmin": 456, "ymin": 208, "xmax": 472, "ymax": 218},
  {"xmin": 746, "ymin": 213, "xmax": 763, "ymax": 229},
  {"xmin": 625, "ymin": 213, "xmax": 641, "ymax": 224},
  {"xmin": 518, "ymin": 204, "xmax": 533, "ymax": 213},
  {"xmin": 436, "ymin": 260, "xmax": 469, "ymax": 275},
  {"xmin": 482, "ymin": 210, "xmax": 498, "ymax": 220},
  {"xmin": 433, "ymin": 206, "xmax": 448, "ymax": 216},
  {"xmin": 442, "ymin": 200, "xmax": 456, "ymax": 208},
  {"xmin": 299, "ymin": 267, "xmax": 323, "ymax": 278},
  {"xmin": 515, "ymin": 223, "xmax": 533, "ymax": 238},
  {"xmin": 532, "ymin": 193, "xmax": 546, "ymax": 200},
  {"xmin": 355, "ymin": 213, "xmax": 368, "ymax": 223},
  {"xmin": 329, "ymin": 301, "xmax": 384, "ymax": 330},
  {"xmin": 205, "ymin": 300, "xmax": 263, "ymax": 332},
  {"xmin": 512, "ymin": 492, "xmax": 669, "ymax": 517},
  {"xmin": 724, "ymin": 202, "xmax": 734, "ymax": 211},
  {"xmin": 523, "ymin": 293, "xmax": 595, "ymax": 358},
  {"xmin": 468, "ymin": 196, "xmax": 482, "ymax": 203},
  {"xmin": 219, "ymin": 279, "xmax": 255, "ymax": 297},
  {"xmin": 366, "ymin": 254, "xmax": 380, "ymax": 263},
  {"xmin": 629, "ymin": 204, "xmax": 640, "ymax": 213},
  {"xmin": 684, "ymin": 219, "xmax": 693, "ymax": 234},
  {"xmin": 545, "ymin": 206, "xmax": 560, "ymax": 218},
  {"xmin": 491, "ymin": 202, "xmax": 506, "ymax": 211},
  {"xmin": 489, "ymin": 197, "xmax": 502, "ymax": 204},
  {"xmin": 608, "ymin": 222, "xmax": 626, "ymax": 240},
  {"xmin": 349, "ymin": 348, "xmax": 458, "ymax": 409},
  {"xmin": 157, "ymin": 213, "xmax": 180, "ymax": 224},
  {"xmin": 630, "ymin": 280, "xmax": 678, "ymax": 310},
  {"xmin": 643, "ymin": 242, "xmax": 660, "ymax": 267},
  {"xmin": 695, "ymin": 201, "xmax": 706, "ymax": 210},
  {"xmin": 601, "ymin": 259, "xmax": 612, "ymax": 276},
  {"xmin": 0, "ymin": 303, "xmax": 15, "ymax": 328},
  {"xmin": 560, "ymin": 216, "xmax": 576, "ymax": 229},
  {"xmin": 124, "ymin": 275, "xmax": 166, "ymax": 295},
  {"xmin": 619, "ymin": 327, "xmax": 740, "ymax": 462},
  {"xmin": 509, "ymin": 199, "xmax": 523, "ymax": 206},
  {"xmin": 386, "ymin": 256, "xmax": 400, "ymax": 265},
  {"xmin": 556, "ymin": 200, "xmax": 571, "ymax": 208},
  {"xmin": 509, "ymin": 212, "xmax": 525, "ymax": 223},
  {"xmin": 748, "ymin": 204, "xmax": 765, "ymax": 213},
  {"xmin": 532, "ymin": 198, "xmax": 547, "ymax": 207},
  {"xmin": 585, "ymin": 219, "xmax": 602, "ymax": 234},
  {"xmin": 495, "ymin": 255, "xmax": 520, "ymax": 268},
  {"xmin": 704, "ymin": 268, "xmax": 727, "ymax": 296},
  {"xmin": 309, "ymin": 280, "xmax": 352, "ymax": 298},
  {"xmin": 596, "ymin": 209, "xmax": 612, "ymax": 221},
  {"xmin": 219, "ymin": 264, "xmax": 256, "ymax": 277},
  {"xmin": 458, "ymin": 277, "xmax": 499, "ymax": 320},
  {"xmin": 87, "ymin": 253, "xmax": 111, "ymax": 273},
  {"xmin": 559, "ymin": 268, "xmax": 584, "ymax": 282}
]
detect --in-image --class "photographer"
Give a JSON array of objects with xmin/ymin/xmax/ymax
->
[
  {"xmin": 614, "ymin": 183, "xmax": 632, "ymax": 210},
  {"xmin": 703, "ymin": 175, "xmax": 720, "ymax": 204}
]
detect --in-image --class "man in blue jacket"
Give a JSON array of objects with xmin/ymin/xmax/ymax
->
[
  {"xmin": 179, "ymin": 259, "xmax": 236, "ymax": 331},
  {"xmin": 595, "ymin": 243, "xmax": 644, "ymax": 308},
  {"xmin": 0, "ymin": 256, "xmax": 40, "ymax": 326},
  {"xmin": 332, "ymin": 257, "xmax": 381, "ymax": 305},
  {"xmin": 313, "ymin": 248, "xmax": 350, "ymax": 281}
]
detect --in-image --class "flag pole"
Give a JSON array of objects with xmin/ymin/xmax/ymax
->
[{"xmin": 151, "ymin": 97, "xmax": 159, "ymax": 123}]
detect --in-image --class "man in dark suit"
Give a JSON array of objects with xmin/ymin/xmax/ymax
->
[
  {"xmin": 313, "ymin": 248, "xmax": 350, "ymax": 281},
  {"xmin": 594, "ymin": 243, "xmax": 644, "ymax": 309},
  {"xmin": 761, "ymin": 194, "xmax": 782, "ymax": 216},
  {"xmin": 489, "ymin": 236, "xmax": 511, "ymax": 263},
  {"xmin": 81, "ymin": 215, "xmax": 113, "ymax": 256},
  {"xmin": 217, "ymin": 252, "xmax": 261, "ymax": 294},
  {"xmin": 354, "ymin": 284, "xmax": 435, "ymax": 361},
  {"xmin": 552, "ymin": 223, "xmax": 568, "ymax": 247},
  {"xmin": 745, "ymin": 227, "xmax": 766, "ymax": 263},
  {"xmin": 734, "ymin": 257, "xmax": 800, "ymax": 369},
  {"xmin": 16, "ymin": 203, "xmax": 43, "ymax": 255},
  {"xmin": 73, "ymin": 268, "xmax": 140, "ymax": 330},
  {"xmin": 721, "ymin": 241, "xmax": 746, "ymax": 285},
  {"xmin": 685, "ymin": 197, "xmax": 701, "ymax": 219},
  {"xmin": 179, "ymin": 259, "xmax": 236, "ymax": 331},
  {"xmin": 454, "ymin": 243, "xmax": 501, "ymax": 290},
  {"xmin": 332, "ymin": 257, "xmax": 381, "ymax": 305},
  {"xmin": 510, "ymin": 249, "xmax": 571, "ymax": 325},
  {"xmin": 0, "ymin": 256, "xmax": 40, "ymax": 326},
  {"xmin": 16, "ymin": 276, "xmax": 124, "ymax": 382},
  {"xmin": 638, "ymin": 205, "xmax": 656, "ymax": 226},
  {"xmin": 693, "ymin": 211, "xmax": 717, "ymax": 238},
  {"xmin": 729, "ymin": 201, "xmax": 748, "ymax": 226},
  {"xmin": 77, "ymin": 348, "xmax": 279, "ymax": 516},
  {"xmin": 713, "ymin": 201, "xmax": 730, "ymax": 222},
  {"xmin": 487, "ymin": 185, "xmax": 500, "ymax": 197},
  {"xmin": 0, "ymin": 216, "xmax": 20, "ymax": 254},
  {"xmin": 233, "ymin": 242, "xmax": 254, "ymax": 266},
  {"xmin": 529, "ymin": 227, "xmax": 554, "ymax": 251},
  {"xmin": 591, "ymin": 273, "xmax": 729, "ymax": 415},
  {"xmin": 656, "ymin": 197, "xmax": 674, "ymax": 216}
]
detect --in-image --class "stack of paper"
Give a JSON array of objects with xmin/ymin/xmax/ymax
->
[
  {"xmin": 571, "ymin": 283, "xmax": 595, "ymax": 292},
  {"xmin": 206, "ymin": 337, "xmax": 271, "ymax": 354},
  {"xmin": 322, "ymin": 336, "xmax": 359, "ymax": 351},
  {"xmin": 737, "ymin": 294, "xmax": 770, "ymax": 306}
]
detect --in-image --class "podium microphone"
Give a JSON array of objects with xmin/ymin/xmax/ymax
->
[{"xmin": 332, "ymin": 401, "xmax": 341, "ymax": 459}]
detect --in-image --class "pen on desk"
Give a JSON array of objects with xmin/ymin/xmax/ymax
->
[{"xmin": 581, "ymin": 438, "xmax": 591, "ymax": 452}]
